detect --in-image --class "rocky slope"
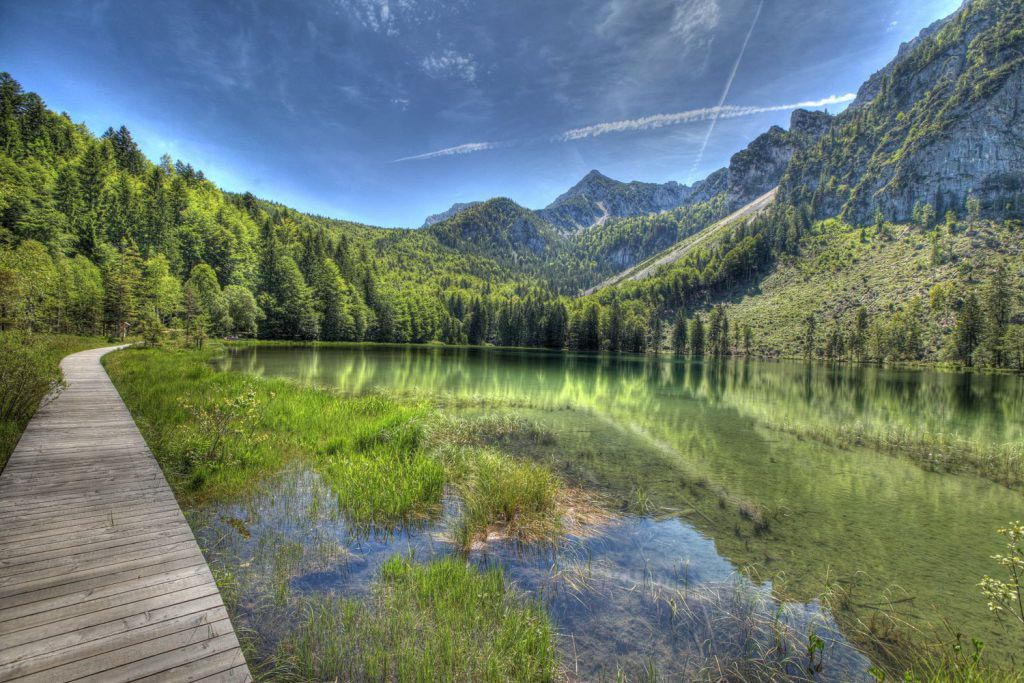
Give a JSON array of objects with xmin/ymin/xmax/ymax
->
[
  {"xmin": 689, "ymin": 109, "xmax": 832, "ymax": 211},
  {"xmin": 780, "ymin": 0, "xmax": 1024, "ymax": 224},
  {"xmin": 537, "ymin": 170, "xmax": 693, "ymax": 232},
  {"xmin": 421, "ymin": 201, "xmax": 483, "ymax": 228}
]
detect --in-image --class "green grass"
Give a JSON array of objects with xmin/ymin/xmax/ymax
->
[
  {"xmin": 725, "ymin": 219, "xmax": 1023, "ymax": 362},
  {"xmin": 104, "ymin": 345, "xmax": 567, "ymax": 540},
  {"xmin": 0, "ymin": 331, "xmax": 108, "ymax": 471},
  {"xmin": 274, "ymin": 555, "xmax": 558, "ymax": 682}
]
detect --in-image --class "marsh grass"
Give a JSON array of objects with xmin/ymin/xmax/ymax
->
[
  {"xmin": 768, "ymin": 419, "xmax": 1024, "ymax": 490},
  {"xmin": 275, "ymin": 555, "xmax": 558, "ymax": 682},
  {"xmin": 0, "ymin": 331, "xmax": 106, "ymax": 470},
  {"xmin": 105, "ymin": 346, "xmax": 577, "ymax": 542}
]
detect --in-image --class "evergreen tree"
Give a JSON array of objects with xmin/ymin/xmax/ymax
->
[
  {"xmin": 311, "ymin": 258, "xmax": 356, "ymax": 341},
  {"xmin": 954, "ymin": 293, "xmax": 983, "ymax": 366},
  {"xmin": 101, "ymin": 239, "xmax": 143, "ymax": 336},
  {"xmin": 849, "ymin": 307, "xmax": 869, "ymax": 362},
  {"xmin": 606, "ymin": 298, "xmax": 623, "ymax": 352},
  {"xmin": 688, "ymin": 315, "xmax": 705, "ymax": 356},
  {"xmin": 671, "ymin": 312, "xmax": 687, "ymax": 355},
  {"xmin": 574, "ymin": 303, "xmax": 601, "ymax": 351},
  {"xmin": 976, "ymin": 263, "xmax": 1012, "ymax": 367},
  {"xmin": 802, "ymin": 314, "xmax": 817, "ymax": 359}
]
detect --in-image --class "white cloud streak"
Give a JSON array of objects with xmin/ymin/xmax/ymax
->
[
  {"xmin": 392, "ymin": 142, "xmax": 497, "ymax": 162},
  {"xmin": 392, "ymin": 93, "xmax": 855, "ymax": 161},
  {"xmin": 691, "ymin": 0, "xmax": 763, "ymax": 175},
  {"xmin": 558, "ymin": 94, "xmax": 854, "ymax": 141}
]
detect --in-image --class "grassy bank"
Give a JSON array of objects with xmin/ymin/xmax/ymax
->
[
  {"xmin": 105, "ymin": 344, "xmax": 569, "ymax": 680},
  {"xmin": 0, "ymin": 331, "xmax": 107, "ymax": 471},
  {"xmin": 104, "ymin": 344, "xmax": 569, "ymax": 543}
]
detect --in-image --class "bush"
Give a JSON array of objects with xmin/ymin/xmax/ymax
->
[{"xmin": 0, "ymin": 332, "xmax": 105, "ymax": 469}]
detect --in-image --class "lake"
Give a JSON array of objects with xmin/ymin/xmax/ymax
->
[{"xmin": 204, "ymin": 344, "xmax": 1024, "ymax": 679}]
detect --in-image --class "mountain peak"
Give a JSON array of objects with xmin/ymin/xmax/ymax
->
[{"xmin": 540, "ymin": 171, "xmax": 693, "ymax": 231}]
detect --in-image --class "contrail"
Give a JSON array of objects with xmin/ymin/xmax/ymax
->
[
  {"xmin": 392, "ymin": 141, "xmax": 497, "ymax": 162},
  {"xmin": 690, "ymin": 0, "xmax": 764, "ymax": 176},
  {"xmin": 392, "ymin": 92, "xmax": 854, "ymax": 162},
  {"xmin": 558, "ymin": 94, "xmax": 853, "ymax": 141}
]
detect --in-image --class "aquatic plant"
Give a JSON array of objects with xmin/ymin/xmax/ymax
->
[
  {"xmin": 979, "ymin": 521, "xmax": 1024, "ymax": 627},
  {"xmin": 275, "ymin": 556, "xmax": 558, "ymax": 682}
]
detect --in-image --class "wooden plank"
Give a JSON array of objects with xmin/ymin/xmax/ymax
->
[
  {"xmin": 0, "ymin": 613, "xmax": 234, "ymax": 682},
  {"xmin": 0, "ymin": 564, "xmax": 210, "ymax": 624},
  {"xmin": 73, "ymin": 634, "xmax": 246, "ymax": 683},
  {"xmin": 0, "ymin": 556, "xmax": 209, "ymax": 610},
  {"xmin": 0, "ymin": 346, "xmax": 251, "ymax": 681}
]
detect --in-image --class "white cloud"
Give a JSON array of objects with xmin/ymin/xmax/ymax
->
[
  {"xmin": 333, "ymin": 0, "xmax": 400, "ymax": 35},
  {"xmin": 393, "ymin": 141, "xmax": 496, "ymax": 162},
  {"xmin": 393, "ymin": 93, "xmax": 856, "ymax": 161},
  {"xmin": 420, "ymin": 50, "xmax": 477, "ymax": 82},
  {"xmin": 560, "ymin": 94, "xmax": 855, "ymax": 141}
]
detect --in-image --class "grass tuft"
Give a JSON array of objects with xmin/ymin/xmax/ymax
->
[{"xmin": 275, "ymin": 555, "xmax": 558, "ymax": 682}]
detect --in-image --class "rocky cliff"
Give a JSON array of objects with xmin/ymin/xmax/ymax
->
[
  {"xmin": 780, "ymin": 0, "xmax": 1024, "ymax": 224},
  {"xmin": 686, "ymin": 109, "xmax": 832, "ymax": 211}
]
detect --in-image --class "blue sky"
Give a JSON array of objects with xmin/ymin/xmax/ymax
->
[{"xmin": 2, "ymin": 0, "xmax": 961, "ymax": 227}]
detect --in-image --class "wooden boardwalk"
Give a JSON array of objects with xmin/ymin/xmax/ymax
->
[{"xmin": 0, "ymin": 347, "xmax": 251, "ymax": 682}]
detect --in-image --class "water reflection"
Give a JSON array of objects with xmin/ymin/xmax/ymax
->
[{"xmin": 212, "ymin": 344, "xmax": 1024, "ymax": 668}]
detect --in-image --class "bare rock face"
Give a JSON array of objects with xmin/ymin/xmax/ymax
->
[
  {"xmin": 692, "ymin": 109, "xmax": 833, "ymax": 211},
  {"xmin": 422, "ymin": 201, "xmax": 482, "ymax": 228},
  {"xmin": 538, "ymin": 170, "xmax": 694, "ymax": 232},
  {"xmin": 781, "ymin": 0, "xmax": 1024, "ymax": 224}
]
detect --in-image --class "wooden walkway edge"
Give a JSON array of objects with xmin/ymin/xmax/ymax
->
[{"xmin": 0, "ymin": 347, "xmax": 252, "ymax": 682}]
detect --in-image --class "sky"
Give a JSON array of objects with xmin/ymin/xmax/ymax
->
[{"xmin": 1, "ymin": 0, "xmax": 962, "ymax": 227}]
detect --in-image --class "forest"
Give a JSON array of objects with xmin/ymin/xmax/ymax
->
[{"xmin": 1, "ymin": 72, "xmax": 1021, "ymax": 369}]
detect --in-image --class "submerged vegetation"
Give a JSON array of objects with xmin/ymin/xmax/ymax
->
[
  {"xmin": 101, "ymin": 343, "xmax": 1024, "ymax": 681},
  {"xmin": 275, "ymin": 556, "xmax": 558, "ymax": 682},
  {"xmin": 104, "ymin": 344, "xmax": 570, "ymax": 543}
]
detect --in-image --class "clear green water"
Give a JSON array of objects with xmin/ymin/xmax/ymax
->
[{"xmin": 210, "ymin": 344, "xmax": 1024, "ymax": 677}]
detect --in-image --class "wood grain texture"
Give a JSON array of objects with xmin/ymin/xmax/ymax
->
[{"xmin": 0, "ymin": 347, "xmax": 251, "ymax": 682}]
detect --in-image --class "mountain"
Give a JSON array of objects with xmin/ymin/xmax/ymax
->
[
  {"xmin": 421, "ymin": 201, "xmax": 482, "ymax": 228},
  {"xmin": 536, "ymin": 170, "xmax": 694, "ymax": 232},
  {"xmin": 686, "ymin": 109, "xmax": 833, "ymax": 211},
  {"xmin": 780, "ymin": 0, "xmax": 1024, "ymax": 223},
  {"xmin": 587, "ymin": 0, "xmax": 1023, "ymax": 366},
  {"xmin": 425, "ymin": 197, "xmax": 564, "ymax": 272}
]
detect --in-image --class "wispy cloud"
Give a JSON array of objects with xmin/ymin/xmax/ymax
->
[
  {"xmin": 420, "ymin": 50, "xmax": 478, "ymax": 83},
  {"xmin": 393, "ymin": 93, "xmax": 854, "ymax": 161},
  {"xmin": 558, "ymin": 94, "xmax": 854, "ymax": 141},
  {"xmin": 393, "ymin": 141, "xmax": 498, "ymax": 162},
  {"xmin": 692, "ymin": 0, "xmax": 764, "ymax": 174}
]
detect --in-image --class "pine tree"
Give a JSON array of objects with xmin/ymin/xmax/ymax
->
[
  {"xmin": 802, "ymin": 314, "xmax": 817, "ymax": 359},
  {"xmin": 849, "ymin": 306, "xmax": 869, "ymax": 361},
  {"xmin": 101, "ymin": 239, "xmax": 143, "ymax": 336},
  {"xmin": 671, "ymin": 312, "xmax": 687, "ymax": 355},
  {"xmin": 606, "ymin": 298, "xmax": 622, "ymax": 352},
  {"xmin": 954, "ymin": 293, "xmax": 983, "ymax": 366},
  {"xmin": 976, "ymin": 264, "xmax": 1012, "ymax": 367},
  {"xmin": 688, "ymin": 315, "xmax": 705, "ymax": 356}
]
